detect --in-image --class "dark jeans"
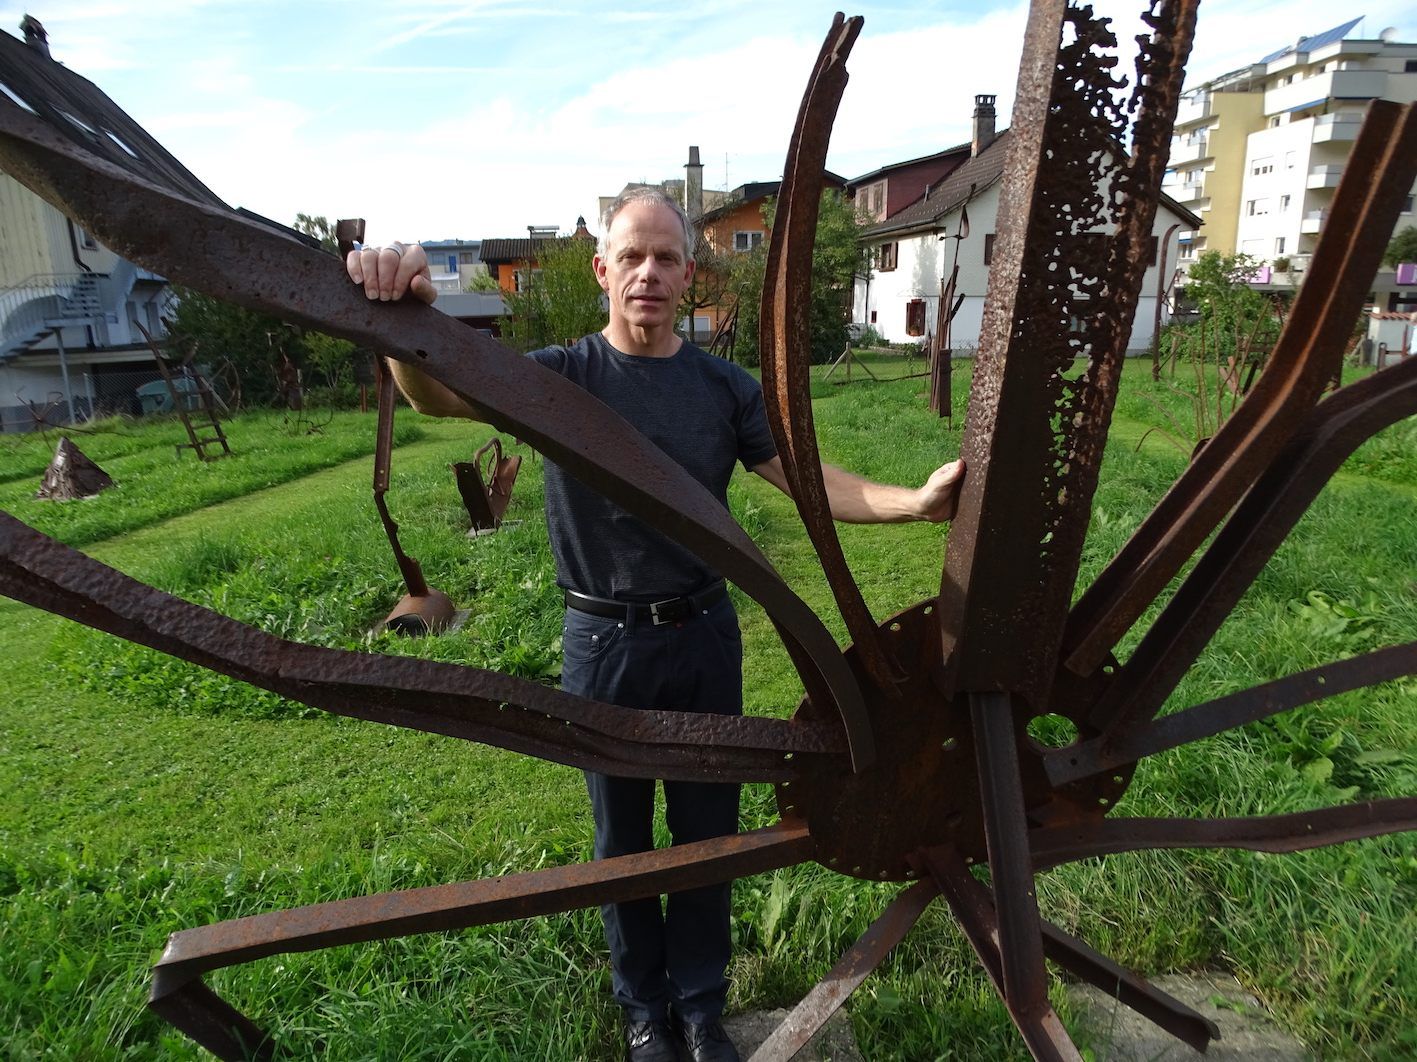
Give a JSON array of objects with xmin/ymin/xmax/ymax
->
[{"xmin": 560, "ymin": 594, "xmax": 743, "ymax": 1024}]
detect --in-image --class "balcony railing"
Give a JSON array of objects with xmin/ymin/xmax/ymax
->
[
  {"xmin": 1312, "ymin": 112, "xmax": 1362, "ymax": 143},
  {"xmin": 1306, "ymin": 164, "xmax": 1343, "ymax": 189},
  {"xmin": 1264, "ymin": 68, "xmax": 1386, "ymax": 117}
]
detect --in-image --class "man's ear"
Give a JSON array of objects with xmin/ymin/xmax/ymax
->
[{"xmin": 593, "ymin": 254, "xmax": 610, "ymax": 292}]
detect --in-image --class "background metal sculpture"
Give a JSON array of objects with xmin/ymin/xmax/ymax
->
[{"xmin": 1, "ymin": 2, "xmax": 1415, "ymax": 1059}]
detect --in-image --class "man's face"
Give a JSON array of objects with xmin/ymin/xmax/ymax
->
[{"xmin": 594, "ymin": 202, "xmax": 695, "ymax": 333}]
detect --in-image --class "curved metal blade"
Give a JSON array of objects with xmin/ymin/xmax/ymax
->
[
  {"xmin": 150, "ymin": 823, "xmax": 814, "ymax": 1061},
  {"xmin": 758, "ymin": 14, "xmax": 902, "ymax": 693},
  {"xmin": 1084, "ymin": 349, "xmax": 1417, "ymax": 743},
  {"xmin": 0, "ymin": 512, "xmax": 847, "ymax": 782},
  {"xmin": 748, "ymin": 878, "xmax": 937, "ymax": 1061},
  {"xmin": 0, "ymin": 96, "xmax": 875, "ymax": 770},
  {"xmin": 1030, "ymin": 799, "xmax": 1417, "ymax": 871}
]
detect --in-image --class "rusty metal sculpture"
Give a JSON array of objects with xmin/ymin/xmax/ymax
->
[{"xmin": 1, "ymin": 2, "xmax": 1416, "ymax": 1059}]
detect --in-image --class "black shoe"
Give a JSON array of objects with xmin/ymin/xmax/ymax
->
[
  {"xmin": 675, "ymin": 1018, "xmax": 740, "ymax": 1062},
  {"xmin": 625, "ymin": 1018, "xmax": 678, "ymax": 1062}
]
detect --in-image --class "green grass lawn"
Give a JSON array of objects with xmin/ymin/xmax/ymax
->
[{"xmin": 1, "ymin": 357, "xmax": 1414, "ymax": 1059}]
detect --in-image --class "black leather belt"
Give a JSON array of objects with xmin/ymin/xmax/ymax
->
[{"xmin": 563, "ymin": 582, "xmax": 727, "ymax": 626}]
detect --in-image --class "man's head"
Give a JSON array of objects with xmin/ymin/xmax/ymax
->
[
  {"xmin": 599, "ymin": 188, "xmax": 696, "ymax": 263},
  {"xmin": 594, "ymin": 190, "xmax": 697, "ymax": 345}
]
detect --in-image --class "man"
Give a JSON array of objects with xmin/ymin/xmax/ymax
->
[{"xmin": 348, "ymin": 188, "xmax": 963, "ymax": 1062}]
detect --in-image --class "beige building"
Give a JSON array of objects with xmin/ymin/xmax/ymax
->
[
  {"xmin": 1163, "ymin": 74, "xmax": 1266, "ymax": 264},
  {"xmin": 1165, "ymin": 17, "xmax": 1417, "ymax": 308}
]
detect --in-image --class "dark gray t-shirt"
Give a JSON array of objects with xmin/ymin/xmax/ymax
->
[{"xmin": 528, "ymin": 333, "xmax": 777, "ymax": 599}]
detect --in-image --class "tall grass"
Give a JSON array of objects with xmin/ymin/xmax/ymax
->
[{"xmin": 1, "ymin": 355, "xmax": 1413, "ymax": 1058}]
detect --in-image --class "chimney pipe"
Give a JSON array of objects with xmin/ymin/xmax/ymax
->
[
  {"xmin": 972, "ymin": 94, "xmax": 997, "ymax": 157},
  {"xmin": 685, "ymin": 145, "xmax": 704, "ymax": 222},
  {"xmin": 20, "ymin": 15, "xmax": 51, "ymax": 60}
]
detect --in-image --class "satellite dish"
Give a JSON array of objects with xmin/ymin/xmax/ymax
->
[{"xmin": 1379, "ymin": 27, "xmax": 1398, "ymax": 42}]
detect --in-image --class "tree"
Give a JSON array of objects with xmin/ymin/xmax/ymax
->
[
  {"xmin": 465, "ymin": 270, "xmax": 500, "ymax": 293},
  {"xmin": 499, "ymin": 237, "xmax": 607, "ymax": 352},
  {"xmin": 1383, "ymin": 225, "xmax": 1417, "ymax": 268},
  {"xmin": 1179, "ymin": 249, "xmax": 1275, "ymax": 359},
  {"xmin": 164, "ymin": 288, "xmax": 306, "ymax": 406},
  {"xmin": 728, "ymin": 190, "xmax": 866, "ymax": 365},
  {"xmin": 293, "ymin": 213, "xmax": 339, "ymax": 254}
]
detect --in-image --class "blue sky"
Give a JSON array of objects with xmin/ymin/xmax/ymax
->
[{"xmin": 4, "ymin": 2, "xmax": 1414, "ymax": 245}]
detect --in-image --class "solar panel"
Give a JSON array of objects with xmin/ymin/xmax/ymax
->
[{"xmin": 1258, "ymin": 16, "xmax": 1363, "ymax": 65}]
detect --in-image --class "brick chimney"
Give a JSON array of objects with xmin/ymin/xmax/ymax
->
[
  {"xmin": 684, "ymin": 146, "xmax": 704, "ymax": 221},
  {"xmin": 972, "ymin": 94, "xmax": 997, "ymax": 157}
]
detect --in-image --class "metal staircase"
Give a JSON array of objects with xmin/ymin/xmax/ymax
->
[{"xmin": 0, "ymin": 272, "xmax": 110, "ymax": 360}]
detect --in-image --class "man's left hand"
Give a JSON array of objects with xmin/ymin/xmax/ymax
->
[{"xmin": 916, "ymin": 459, "xmax": 965, "ymax": 523}]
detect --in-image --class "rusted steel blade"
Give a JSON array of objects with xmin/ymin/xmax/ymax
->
[
  {"xmin": 1084, "ymin": 352, "xmax": 1417, "ymax": 744},
  {"xmin": 0, "ymin": 512, "xmax": 846, "ymax": 782},
  {"xmin": 759, "ymin": 13, "xmax": 902, "ymax": 693},
  {"xmin": 150, "ymin": 823, "xmax": 813, "ymax": 1061},
  {"xmin": 922, "ymin": 844, "xmax": 1217, "ymax": 1053},
  {"xmin": 969, "ymin": 691, "xmax": 1050, "ymax": 1019},
  {"xmin": 1038, "ymin": 920, "xmax": 1218, "ymax": 1053},
  {"xmin": 748, "ymin": 879, "xmax": 938, "ymax": 1062},
  {"xmin": 1064, "ymin": 99, "xmax": 1417, "ymax": 676},
  {"xmin": 0, "ymin": 96, "xmax": 874, "ymax": 772},
  {"xmin": 1049, "ymin": 640, "xmax": 1417, "ymax": 788},
  {"xmin": 372, "ymin": 358, "xmax": 434, "ymax": 597},
  {"xmin": 938, "ymin": 0, "xmax": 1197, "ymax": 706},
  {"xmin": 920, "ymin": 846, "xmax": 1082, "ymax": 1062},
  {"xmin": 1030, "ymin": 799, "xmax": 1417, "ymax": 872}
]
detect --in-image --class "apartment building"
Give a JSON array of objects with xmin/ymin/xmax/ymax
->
[{"xmin": 1164, "ymin": 18, "xmax": 1417, "ymax": 306}]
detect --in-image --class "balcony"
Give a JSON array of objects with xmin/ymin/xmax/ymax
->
[
  {"xmin": 1169, "ymin": 136, "xmax": 1211, "ymax": 165},
  {"xmin": 1169, "ymin": 181, "xmax": 1207, "ymax": 204},
  {"xmin": 1306, "ymin": 164, "xmax": 1343, "ymax": 189},
  {"xmin": 1311, "ymin": 112, "xmax": 1363, "ymax": 143},
  {"xmin": 1174, "ymin": 94, "xmax": 1213, "ymax": 128},
  {"xmin": 1300, "ymin": 210, "xmax": 1327, "ymax": 234},
  {"xmin": 1264, "ymin": 69, "xmax": 1387, "ymax": 117}
]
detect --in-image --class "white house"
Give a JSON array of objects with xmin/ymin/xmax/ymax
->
[
  {"xmin": 855, "ymin": 118, "xmax": 1200, "ymax": 353},
  {"xmin": 0, "ymin": 18, "xmax": 224, "ymax": 430}
]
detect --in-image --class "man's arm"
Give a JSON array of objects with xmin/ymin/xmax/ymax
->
[
  {"xmin": 751, "ymin": 455, "xmax": 964, "ymax": 524},
  {"xmin": 345, "ymin": 241, "xmax": 483, "ymax": 420}
]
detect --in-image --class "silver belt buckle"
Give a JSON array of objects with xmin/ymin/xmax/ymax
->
[{"xmin": 648, "ymin": 598, "xmax": 678, "ymax": 626}]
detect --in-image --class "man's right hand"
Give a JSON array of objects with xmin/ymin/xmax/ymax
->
[{"xmin": 346, "ymin": 242, "xmax": 437, "ymax": 305}]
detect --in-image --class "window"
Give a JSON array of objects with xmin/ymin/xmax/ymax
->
[
  {"xmin": 733, "ymin": 230, "xmax": 764, "ymax": 253},
  {"xmin": 1275, "ymin": 237, "xmax": 1286, "ymax": 255},
  {"xmin": 1403, "ymin": 196, "xmax": 1415, "ymax": 214},
  {"xmin": 1285, "ymin": 151, "xmax": 1297, "ymax": 170},
  {"xmin": 905, "ymin": 299, "xmax": 926, "ymax": 337},
  {"xmin": 1280, "ymin": 194, "xmax": 1291, "ymax": 212},
  {"xmin": 75, "ymin": 225, "xmax": 97, "ymax": 250},
  {"xmin": 447, "ymin": 255, "xmax": 458, "ymax": 272},
  {"xmin": 1269, "ymin": 116, "xmax": 1281, "ymax": 128},
  {"xmin": 1250, "ymin": 157, "xmax": 1274, "ymax": 176},
  {"xmin": 877, "ymin": 242, "xmax": 898, "ymax": 271},
  {"xmin": 1148, "ymin": 235, "xmax": 1159, "ymax": 265},
  {"xmin": 1246, "ymin": 199, "xmax": 1270, "ymax": 217},
  {"xmin": 1405, "ymin": 60, "xmax": 1417, "ymax": 73},
  {"xmin": 459, "ymin": 252, "xmax": 476, "ymax": 264},
  {"xmin": 870, "ymin": 183, "xmax": 884, "ymax": 218},
  {"xmin": 983, "ymin": 234, "xmax": 996, "ymax": 265},
  {"xmin": 869, "ymin": 310, "xmax": 877, "ymax": 324}
]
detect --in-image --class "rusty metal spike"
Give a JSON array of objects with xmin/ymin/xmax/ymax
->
[{"xmin": 758, "ymin": 13, "xmax": 906, "ymax": 693}]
